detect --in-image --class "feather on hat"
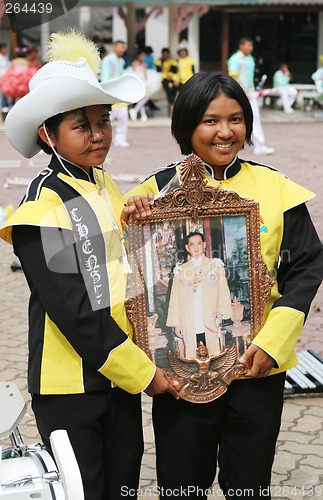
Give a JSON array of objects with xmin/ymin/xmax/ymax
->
[{"xmin": 5, "ymin": 30, "xmax": 145, "ymax": 158}]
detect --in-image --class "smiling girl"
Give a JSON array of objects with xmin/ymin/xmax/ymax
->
[{"xmin": 126, "ymin": 71, "xmax": 322, "ymax": 499}]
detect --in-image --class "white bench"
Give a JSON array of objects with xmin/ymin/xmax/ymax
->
[
  {"xmin": 291, "ymin": 84, "xmax": 320, "ymax": 111},
  {"xmin": 262, "ymin": 84, "xmax": 320, "ymax": 111},
  {"xmin": 301, "ymin": 91, "xmax": 321, "ymax": 111},
  {"xmin": 262, "ymin": 89, "xmax": 281, "ymax": 109},
  {"xmin": 285, "ymin": 350, "xmax": 323, "ymax": 396}
]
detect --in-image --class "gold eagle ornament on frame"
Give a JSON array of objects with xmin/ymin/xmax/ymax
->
[{"xmin": 126, "ymin": 154, "xmax": 274, "ymax": 403}]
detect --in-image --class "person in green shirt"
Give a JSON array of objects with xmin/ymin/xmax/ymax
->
[{"xmin": 273, "ymin": 62, "xmax": 298, "ymax": 114}]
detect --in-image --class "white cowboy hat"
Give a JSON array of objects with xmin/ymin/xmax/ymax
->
[{"xmin": 5, "ymin": 57, "xmax": 146, "ymax": 158}]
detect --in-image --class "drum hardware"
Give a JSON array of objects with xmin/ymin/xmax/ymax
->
[
  {"xmin": 8, "ymin": 428, "xmax": 25, "ymax": 453},
  {"xmin": 2, "ymin": 470, "xmax": 59, "ymax": 489},
  {"xmin": 1, "ymin": 442, "xmax": 42, "ymax": 460},
  {"xmin": 0, "ymin": 381, "xmax": 84, "ymax": 499},
  {"xmin": 1, "ymin": 448, "xmax": 21, "ymax": 459}
]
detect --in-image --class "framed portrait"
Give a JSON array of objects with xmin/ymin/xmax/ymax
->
[{"xmin": 126, "ymin": 155, "xmax": 274, "ymax": 403}]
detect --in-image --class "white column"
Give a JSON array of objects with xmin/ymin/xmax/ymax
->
[
  {"xmin": 112, "ymin": 6, "xmax": 127, "ymax": 46},
  {"xmin": 318, "ymin": 12, "xmax": 323, "ymax": 65},
  {"xmin": 187, "ymin": 11, "xmax": 200, "ymax": 72},
  {"xmin": 145, "ymin": 7, "xmax": 169, "ymax": 58},
  {"xmin": 79, "ymin": 6, "xmax": 91, "ymax": 36}
]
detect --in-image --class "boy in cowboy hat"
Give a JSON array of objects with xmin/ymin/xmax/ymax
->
[{"xmin": 0, "ymin": 30, "xmax": 178, "ymax": 500}]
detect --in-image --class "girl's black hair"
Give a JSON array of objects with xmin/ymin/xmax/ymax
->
[
  {"xmin": 171, "ymin": 71, "xmax": 253, "ymax": 155},
  {"xmin": 37, "ymin": 111, "xmax": 71, "ymax": 154},
  {"xmin": 37, "ymin": 105, "xmax": 111, "ymax": 155},
  {"xmin": 15, "ymin": 46, "xmax": 31, "ymax": 58}
]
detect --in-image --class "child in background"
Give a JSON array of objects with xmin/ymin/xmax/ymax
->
[{"xmin": 177, "ymin": 41, "xmax": 195, "ymax": 86}]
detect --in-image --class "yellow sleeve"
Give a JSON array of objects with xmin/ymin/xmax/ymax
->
[
  {"xmin": 123, "ymin": 176, "xmax": 160, "ymax": 202},
  {"xmin": 0, "ymin": 198, "xmax": 72, "ymax": 245},
  {"xmin": 252, "ymin": 306, "xmax": 304, "ymax": 372},
  {"xmin": 99, "ymin": 337, "xmax": 156, "ymax": 394}
]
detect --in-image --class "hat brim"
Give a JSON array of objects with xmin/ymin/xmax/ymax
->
[{"xmin": 5, "ymin": 73, "xmax": 145, "ymax": 158}]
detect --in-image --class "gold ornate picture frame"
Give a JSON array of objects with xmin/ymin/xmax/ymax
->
[{"xmin": 126, "ymin": 155, "xmax": 274, "ymax": 403}]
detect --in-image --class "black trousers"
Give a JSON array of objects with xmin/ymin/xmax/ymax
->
[
  {"xmin": 32, "ymin": 388, "xmax": 143, "ymax": 500},
  {"xmin": 153, "ymin": 373, "xmax": 286, "ymax": 500},
  {"xmin": 162, "ymin": 79, "xmax": 178, "ymax": 105}
]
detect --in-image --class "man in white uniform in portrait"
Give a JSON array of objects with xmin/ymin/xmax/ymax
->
[{"xmin": 166, "ymin": 231, "xmax": 232, "ymax": 358}]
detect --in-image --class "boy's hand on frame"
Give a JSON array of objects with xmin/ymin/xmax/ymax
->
[
  {"xmin": 144, "ymin": 367, "xmax": 180, "ymax": 399},
  {"xmin": 239, "ymin": 344, "xmax": 275, "ymax": 378}
]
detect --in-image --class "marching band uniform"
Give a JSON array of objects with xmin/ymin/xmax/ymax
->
[
  {"xmin": 1, "ymin": 155, "xmax": 156, "ymax": 499},
  {"xmin": 1, "ymin": 156, "xmax": 155, "ymax": 396},
  {"xmin": 126, "ymin": 156, "xmax": 322, "ymax": 498},
  {"xmin": 0, "ymin": 30, "xmax": 155, "ymax": 500}
]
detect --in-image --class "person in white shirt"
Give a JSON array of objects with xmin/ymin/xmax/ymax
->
[
  {"xmin": 273, "ymin": 62, "xmax": 298, "ymax": 114},
  {"xmin": 228, "ymin": 37, "xmax": 275, "ymax": 156},
  {"xmin": 100, "ymin": 41, "xmax": 130, "ymax": 148},
  {"xmin": 0, "ymin": 42, "xmax": 11, "ymax": 115},
  {"xmin": 311, "ymin": 55, "xmax": 323, "ymax": 100}
]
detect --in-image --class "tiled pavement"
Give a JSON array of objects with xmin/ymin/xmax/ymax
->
[{"xmin": 0, "ymin": 104, "xmax": 322, "ymax": 499}]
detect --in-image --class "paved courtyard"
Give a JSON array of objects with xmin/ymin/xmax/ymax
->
[{"xmin": 0, "ymin": 106, "xmax": 322, "ymax": 499}]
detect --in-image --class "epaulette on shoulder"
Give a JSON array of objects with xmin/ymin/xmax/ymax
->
[
  {"xmin": 142, "ymin": 161, "xmax": 180, "ymax": 182},
  {"xmin": 22, "ymin": 168, "xmax": 53, "ymax": 204},
  {"xmin": 240, "ymin": 158, "xmax": 288, "ymax": 178}
]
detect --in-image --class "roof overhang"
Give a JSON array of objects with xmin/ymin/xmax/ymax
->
[{"xmin": 78, "ymin": 0, "xmax": 323, "ymax": 5}]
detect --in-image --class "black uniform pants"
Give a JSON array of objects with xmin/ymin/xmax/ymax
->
[
  {"xmin": 153, "ymin": 373, "xmax": 286, "ymax": 500},
  {"xmin": 32, "ymin": 388, "xmax": 143, "ymax": 500},
  {"xmin": 162, "ymin": 79, "xmax": 178, "ymax": 105}
]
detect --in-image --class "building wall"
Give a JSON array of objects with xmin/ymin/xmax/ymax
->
[
  {"xmin": 146, "ymin": 8, "xmax": 169, "ymax": 60},
  {"xmin": 199, "ymin": 9, "xmax": 320, "ymax": 84},
  {"xmin": 1, "ymin": 4, "xmax": 321, "ymax": 82}
]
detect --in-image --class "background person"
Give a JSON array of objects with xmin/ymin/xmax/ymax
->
[
  {"xmin": 126, "ymin": 70, "xmax": 322, "ymax": 499},
  {"xmin": 177, "ymin": 41, "xmax": 195, "ymax": 87},
  {"xmin": 128, "ymin": 49, "xmax": 161, "ymax": 122},
  {"xmin": 98, "ymin": 45, "xmax": 108, "ymax": 60},
  {"xmin": 273, "ymin": 62, "xmax": 298, "ymax": 113},
  {"xmin": 0, "ymin": 42, "xmax": 11, "ymax": 116},
  {"xmin": 144, "ymin": 45, "xmax": 155, "ymax": 69},
  {"xmin": 100, "ymin": 40, "xmax": 130, "ymax": 148},
  {"xmin": 155, "ymin": 47, "xmax": 179, "ymax": 114},
  {"xmin": 26, "ymin": 46, "xmax": 42, "ymax": 70},
  {"xmin": 228, "ymin": 36, "xmax": 275, "ymax": 156},
  {"xmin": 311, "ymin": 55, "xmax": 323, "ymax": 101},
  {"xmin": 144, "ymin": 45, "xmax": 160, "ymax": 112},
  {"xmin": 0, "ymin": 30, "xmax": 178, "ymax": 500},
  {"xmin": 0, "ymin": 46, "xmax": 38, "ymax": 104}
]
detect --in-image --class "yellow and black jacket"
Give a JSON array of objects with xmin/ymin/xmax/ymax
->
[
  {"xmin": 0, "ymin": 156, "xmax": 155, "ymax": 395},
  {"xmin": 155, "ymin": 57, "xmax": 179, "ymax": 83},
  {"xmin": 126, "ymin": 156, "xmax": 323, "ymax": 375}
]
